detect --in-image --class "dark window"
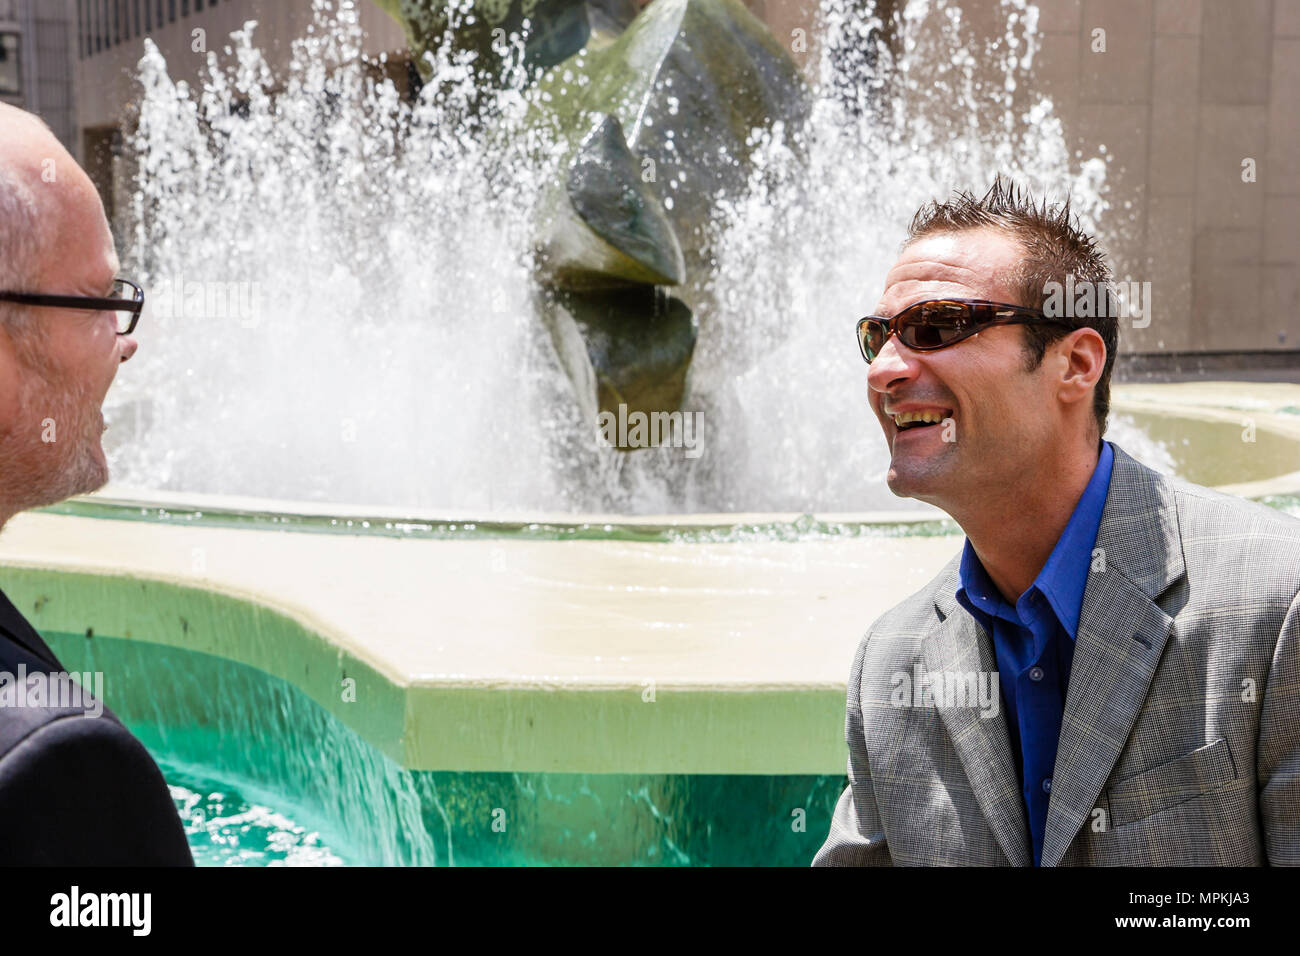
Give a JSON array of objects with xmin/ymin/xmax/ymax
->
[
  {"xmin": 181, "ymin": 0, "xmax": 189, "ymax": 17},
  {"xmin": 144, "ymin": 0, "xmax": 151, "ymax": 31},
  {"xmin": 168, "ymin": 0, "xmax": 175, "ymax": 25},
  {"xmin": 0, "ymin": 32, "xmax": 20, "ymax": 95}
]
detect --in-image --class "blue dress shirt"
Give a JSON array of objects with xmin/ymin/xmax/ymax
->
[{"xmin": 954, "ymin": 439, "xmax": 1114, "ymax": 866}]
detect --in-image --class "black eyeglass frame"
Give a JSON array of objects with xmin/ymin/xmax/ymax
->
[
  {"xmin": 0, "ymin": 279, "xmax": 145, "ymax": 335},
  {"xmin": 856, "ymin": 297, "xmax": 1073, "ymax": 364}
]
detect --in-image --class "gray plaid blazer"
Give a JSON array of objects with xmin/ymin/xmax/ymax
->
[{"xmin": 813, "ymin": 442, "xmax": 1300, "ymax": 866}]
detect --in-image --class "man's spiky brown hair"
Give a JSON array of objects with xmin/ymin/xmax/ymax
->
[{"xmin": 906, "ymin": 175, "xmax": 1118, "ymax": 439}]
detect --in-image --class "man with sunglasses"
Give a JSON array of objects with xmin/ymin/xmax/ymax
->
[
  {"xmin": 0, "ymin": 104, "xmax": 193, "ymax": 864},
  {"xmin": 814, "ymin": 178, "xmax": 1300, "ymax": 866}
]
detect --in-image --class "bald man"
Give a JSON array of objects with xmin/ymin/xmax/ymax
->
[{"xmin": 0, "ymin": 104, "xmax": 193, "ymax": 865}]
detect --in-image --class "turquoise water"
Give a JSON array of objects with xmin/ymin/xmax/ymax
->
[
  {"xmin": 45, "ymin": 634, "xmax": 842, "ymax": 866},
  {"xmin": 164, "ymin": 760, "xmax": 350, "ymax": 866}
]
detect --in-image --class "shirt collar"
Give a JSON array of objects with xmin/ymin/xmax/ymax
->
[{"xmin": 955, "ymin": 440, "xmax": 1115, "ymax": 639}]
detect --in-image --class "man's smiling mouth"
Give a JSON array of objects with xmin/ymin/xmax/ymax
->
[{"xmin": 890, "ymin": 409, "xmax": 953, "ymax": 430}]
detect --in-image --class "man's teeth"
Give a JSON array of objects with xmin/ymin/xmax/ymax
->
[{"xmin": 892, "ymin": 410, "xmax": 950, "ymax": 427}]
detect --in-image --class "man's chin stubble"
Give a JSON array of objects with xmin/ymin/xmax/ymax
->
[{"xmin": 23, "ymin": 436, "xmax": 109, "ymax": 508}]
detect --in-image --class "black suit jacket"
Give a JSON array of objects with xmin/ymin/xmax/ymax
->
[{"xmin": 0, "ymin": 584, "xmax": 194, "ymax": 865}]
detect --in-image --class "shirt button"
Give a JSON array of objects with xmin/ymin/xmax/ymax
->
[
  {"xmin": 1029, "ymin": 666, "xmax": 1045, "ymax": 681},
  {"xmin": 1042, "ymin": 778, "xmax": 1052, "ymax": 794}
]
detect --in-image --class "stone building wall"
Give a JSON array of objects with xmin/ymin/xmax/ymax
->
[{"xmin": 1032, "ymin": 0, "xmax": 1299, "ymax": 358}]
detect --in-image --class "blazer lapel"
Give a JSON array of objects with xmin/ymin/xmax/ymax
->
[
  {"xmin": 926, "ymin": 569, "xmax": 1034, "ymax": 867},
  {"xmin": 1039, "ymin": 444, "xmax": 1185, "ymax": 866}
]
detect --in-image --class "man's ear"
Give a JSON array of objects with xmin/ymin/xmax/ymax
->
[{"xmin": 1056, "ymin": 327, "xmax": 1106, "ymax": 404}]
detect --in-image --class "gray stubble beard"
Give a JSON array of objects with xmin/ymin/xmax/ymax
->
[{"xmin": 0, "ymin": 369, "xmax": 109, "ymax": 518}]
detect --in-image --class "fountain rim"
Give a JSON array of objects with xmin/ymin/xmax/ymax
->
[{"xmin": 43, "ymin": 486, "xmax": 961, "ymax": 541}]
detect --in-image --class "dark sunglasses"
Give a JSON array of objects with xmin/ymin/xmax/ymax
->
[
  {"xmin": 856, "ymin": 298, "xmax": 1071, "ymax": 363},
  {"xmin": 0, "ymin": 278, "xmax": 145, "ymax": 335}
]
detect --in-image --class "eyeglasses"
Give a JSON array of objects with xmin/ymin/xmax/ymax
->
[
  {"xmin": 856, "ymin": 297, "xmax": 1071, "ymax": 363},
  {"xmin": 0, "ymin": 278, "xmax": 145, "ymax": 335}
]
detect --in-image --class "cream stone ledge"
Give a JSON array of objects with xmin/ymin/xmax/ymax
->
[{"xmin": 0, "ymin": 499, "xmax": 962, "ymax": 775}]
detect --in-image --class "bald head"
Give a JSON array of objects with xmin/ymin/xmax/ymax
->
[
  {"xmin": 0, "ymin": 102, "xmax": 68, "ymax": 232},
  {"xmin": 0, "ymin": 104, "xmax": 117, "ymax": 297},
  {"xmin": 0, "ymin": 107, "xmax": 49, "ymax": 312},
  {"xmin": 0, "ymin": 100, "xmax": 56, "ymax": 146}
]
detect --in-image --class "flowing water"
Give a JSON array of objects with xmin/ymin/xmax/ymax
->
[
  {"xmin": 107, "ymin": 0, "xmax": 1175, "ymax": 514},
  {"xmin": 49, "ymin": 633, "xmax": 842, "ymax": 866},
  {"xmin": 166, "ymin": 764, "xmax": 351, "ymax": 866}
]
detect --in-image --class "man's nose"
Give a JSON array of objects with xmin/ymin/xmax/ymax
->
[
  {"xmin": 866, "ymin": 332, "xmax": 918, "ymax": 394},
  {"xmin": 118, "ymin": 334, "xmax": 138, "ymax": 363}
]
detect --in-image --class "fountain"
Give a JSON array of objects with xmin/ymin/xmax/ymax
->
[
  {"xmin": 108, "ymin": 0, "xmax": 1172, "ymax": 516},
  {"xmin": 12, "ymin": 0, "xmax": 1297, "ymax": 866}
]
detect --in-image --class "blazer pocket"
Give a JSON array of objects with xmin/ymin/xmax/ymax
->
[{"xmin": 1105, "ymin": 737, "xmax": 1238, "ymax": 828}]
